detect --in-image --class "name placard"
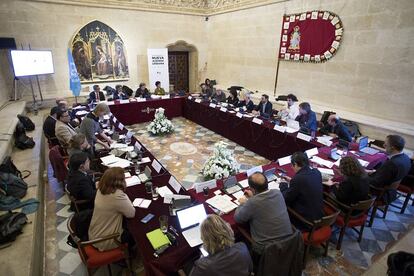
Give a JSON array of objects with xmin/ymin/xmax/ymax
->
[
  {"xmin": 209, "ymin": 103, "xmax": 217, "ymax": 108},
  {"xmin": 118, "ymin": 122, "xmax": 125, "ymax": 130},
  {"xmin": 220, "ymin": 107, "xmax": 227, "ymax": 112},
  {"xmin": 194, "ymin": 179, "xmax": 217, "ymax": 193},
  {"xmin": 274, "ymin": 125, "xmax": 286, "ymax": 133},
  {"xmin": 195, "ymin": 99, "xmax": 202, "ymax": 103},
  {"xmin": 188, "ymin": 96, "xmax": 192, "ymax": 100},
  {"xmin": 151, "ymin": 159, "xmax": 162, "ymax": 173},
  {"xmin": 296, "ymin": 132, "xmax": 312, "ymax": 142},
  {"xmin": 168, "ymin": 176, "xmax": 182, "ymax": 193},
  {"xmin": 305, "ymin": 147, "xmax": 318, "ymax": 158},
  {"xmin": 134, "ymin": 141, "xmax": 142, "ymax": 151},
  {"xmin": 252, "ymin": 118, "xmax": 263, "ymax": 125},
  {"xmin": 236, "ymin": 112, "xmax": 243, "ymax": 118}
]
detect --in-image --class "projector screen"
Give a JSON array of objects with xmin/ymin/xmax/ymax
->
[{"xmin": 10, "ymin": 50, "xmax": 54, "ymax": 77}]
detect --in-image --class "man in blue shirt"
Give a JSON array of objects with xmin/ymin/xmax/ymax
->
[
  {"xmin": 320, "ymin": 114, "xmax": 353, "ymax": 142},
  {"xmin": 295, "ymin": 102, "xmax": 317, "ymax": 133}
]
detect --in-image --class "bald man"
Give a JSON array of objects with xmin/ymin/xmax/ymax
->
[
  {"xmin": 234, "ymin": 172, "xmax": 292, "ymax": 247},
  {"xmin": 319, "ymin": 114, "xmax": 353, "ymax": 142}
]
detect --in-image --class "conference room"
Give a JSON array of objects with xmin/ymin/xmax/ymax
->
[{"xmin": 0, "ymin": 0, "xmax": 413, "ymax": 276}]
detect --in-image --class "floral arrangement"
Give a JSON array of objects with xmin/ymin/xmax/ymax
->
[
  {"xmin": 147, "ymin": 108, "xmax": 174, "ymax": 135},
  {"xmin": 202, "ymin": 141, "xmax": 239, "ymax": 180}
]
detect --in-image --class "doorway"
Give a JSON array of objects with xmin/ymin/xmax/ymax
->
[
  {"xmin": 168, "ymin": 51, "xmax": 189, "ymax": 92},
  {"xmin": 167, "ymin": 40, "xmax": 198, "ymax": 93}
]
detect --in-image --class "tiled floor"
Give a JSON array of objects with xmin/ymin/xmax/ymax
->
[
  {"xmin": 47, "ymin": 116, "xmax": 414, "ymax": 275},
  {"xmin": 128, "ymin": 117, "xmax": 270, "ymax": 185}
]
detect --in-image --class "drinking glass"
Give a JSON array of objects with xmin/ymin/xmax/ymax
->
[
  {"xmin": 159, "ymin": 215, "xmax": 168, "ymax": 233},
  {"xmin": 152, "ymin": 187, "xmax": 159, "ymax": 200}
]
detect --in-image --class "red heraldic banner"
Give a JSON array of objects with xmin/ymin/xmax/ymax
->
[{"xmin": 278, "ymin": 11, "xmax": 343, "ymax": 63}]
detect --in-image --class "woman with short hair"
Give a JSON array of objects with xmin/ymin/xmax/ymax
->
[
  {"xmin": 88, "ymin": 167, "xmax": 135, "ymax": 251},
  {"xmin": 189, "ymin": 214, "xmax": 252, "ymax": 276}
]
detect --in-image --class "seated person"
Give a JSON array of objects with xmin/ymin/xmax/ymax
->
[
  {"xmin": 200, "ymin": 83, "xmax": 213, "ymax": 99},
  {"xmin": 205, "ymin": 78, "xmax": 213, "ymax": 89},
  {"xmin": 211, "ymin": 89, "xmax": 226, "ymax": 103},
  {"xmin": 112, "ymin": 85, "xmax": 129, "ymax": 100},
  {"xmin": 226, "ymin": 89, "xmax": 239, "ymax": 106},
  {"xmin": 135, "ymin": 82, "xmax": 150, "ymax": 98},
  {"xmin": 88, "ymin": 85, "xmax": 106, "ymax": 103},
  {"xmin": 295, "ymin": 102, "xmax": 317, "ymax": 133},
  {"xmin": 79, "ymin": 103, "xmax": 113, "ymax": 150},
  {"xmin": 234, "ymin": 172, "xmax": 292, "ymax": 247},
  {"xmin": 280, "ymin": 152, "xmax": 323, "ymax": 230},
  {"xmin": 369, "ymin": 135, "xmax": 411, "ymax": 203},
  {"xmin": 331, "ymin": 156, "xmax": 370, "ymax": 208},
  {"xmin": 252, "ymin": 94, "xmax": 273, "ymax": 118},
  {"xmin": 277, "ymin": 93, "xmax": 299, "ymax": 121},
  {"xmin": 88, "ymin": 167, "xmax": 136, "ymax": 251},
  {"xmin": 189, "ymin": 215, "xmax": 252, "ymax": 276},
  {"xmin": 319, "ymin": 114, "xmax": 353, "ymax": 142},
  {"xmin": 68, "ymin": 133, "xmax": 93, "ymax": 158},
  {"xmin": 66, "ymin": 152, "xmax": 96, "ymax": 211},
  {"xmin": 55, "ymin": 109, "xmax": 77, "ymax": 148},
  {"xmin": 237, "ymin": 93, "xmax": 255, "ymax": 112},
  {"xmin": 154, "ymin": 81, "xmax": 166, "ymax": 95},
  {"xmin": 43, "ymin": 106, "xmax": 60, "ymax": 146}
]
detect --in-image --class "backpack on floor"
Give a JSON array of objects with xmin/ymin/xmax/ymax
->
[
  {"xmin": 342, "ymin": 119, "xmax": 361, "ymax": 138},
  {"xmin": 0, "ymin": 211, "xmax": 28, "ymax": 246},
  {"xmin": 0, "ymin": 157, "xmax": 22, "ymax": 178},
  {"xmin": 17, "ymin": 115, "xmax": 35, "ymax": 131},
  {"xmin": 14, "ymin": 122, "xmax": 35, "ymax": 150},
  {"xmin": 0, "ymin": 172, "xmax": 28, "ymax": 199},
  {"xmin": 387, "ymin": 251, "xmax": 414, "ymax": 276}
]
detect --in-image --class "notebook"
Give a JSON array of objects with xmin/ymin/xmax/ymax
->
[{"xmin": 146, "ymin": 228, "xmax": 171, "ymax": 250}]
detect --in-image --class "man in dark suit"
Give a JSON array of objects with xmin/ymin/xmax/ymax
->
[
  {"xmin": 295, "ymin": 102, "xmax": 317, "ymax": 133},
  {"xmin": 200, "ymin": 83, "xmax": 213, "ymax": 99},
  {"xmin": 43, "ymin": 106, "xmax": 60, "ymax": 146},
  {"xmin": 320, "ymin": 114, "xmax": 353, "ymax": 142},
  {"xmin": 280, "ymin": 151, "xmax": 323, "ymax": 230},
  {"xmin": 67, "ymin": 152, "xmax": 96, "ymax": 211},
  {"xmin": 88, "ymin": 85, "xmax": 106, "ymax": 103},
  {"xmin": 253, "ymin": 94, "xmax": 273, "ymax": 118},
  {"xmin": 369, "ymin": 135, "xmax": 411, "ymax": 202}
]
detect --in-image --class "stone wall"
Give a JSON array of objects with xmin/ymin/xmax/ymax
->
[
  {"xmin": 207, "ymin": 0, "xmax": 414, "ymax": 125},
  {"xmin": 0, "ymin": 0, "xmax": 208, "ymax": 100}
]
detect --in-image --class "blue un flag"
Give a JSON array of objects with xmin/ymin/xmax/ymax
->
[{"xmin": 67, "ymin": 48, "xmax": 81, "ymax": 97}]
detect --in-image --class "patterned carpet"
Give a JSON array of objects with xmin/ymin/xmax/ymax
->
[{"xmin": 46, "ymin": 117, "xmax": 414, "ymax": 275}]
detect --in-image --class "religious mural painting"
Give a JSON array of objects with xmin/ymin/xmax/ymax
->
[{"xmin": 71, "ymin": 20, "xmax": 129, "ymax": 83}]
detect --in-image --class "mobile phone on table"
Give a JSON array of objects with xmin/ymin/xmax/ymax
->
[{"xmin": 141, "ymin": 213, "xmax": 155, "ymax": 223}]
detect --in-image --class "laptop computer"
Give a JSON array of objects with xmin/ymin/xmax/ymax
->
[
  {"xmin": 222, "ymin": 175, "xmax": 242, "ymax": 194},
  {"xmin": 359, "ymin": 136, "xmax": 379, "ymax": 155},
  {"xmin": 286, "ymin": 119, "xmax": 300, "ymax": 130},
  {"xmin": 330, "ymin": 148, "xmax": 341, "ymax": 161},
  {"xmin": 176, "ymin": 204, "xmax": 208, "ymax": 247},
  {"xmin": 138, "ymin": 165, "xmax": 152, "ymax": 183},
  {"xmin": 264, "ymin": 168, "xmax": 278, "ymax": 182}
]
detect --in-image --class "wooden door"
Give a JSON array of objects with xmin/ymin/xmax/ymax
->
[{"xmin": 168, "ymin": 51, "xmax": 189, "ymax": 92}]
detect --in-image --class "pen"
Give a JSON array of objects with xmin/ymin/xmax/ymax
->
[{"xmin": 169, "ymin": 226, "xmax": 179, "ymax": 237}]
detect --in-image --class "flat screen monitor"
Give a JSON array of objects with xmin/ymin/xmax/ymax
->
[{"xmin": 10, "ymin": 50, "xmax": 54, "ymax": 77}]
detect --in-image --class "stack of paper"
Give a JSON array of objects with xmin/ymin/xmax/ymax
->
[
  {"xmin": 75, "ymin": 110, "xmax": 88, "ymax": 116},
  {"xmin": 133, "ymin": 198, "xmax": 152, "ymax": 208},
  {"xmin": 317, "ymin": 136, "xmax": 333, "ymax": 146},
  {"xmin": 157, "ymin": 186, "xmax": 174, "ymax": 198},
  {"xmin": 268, "ymin": 181, "xmax": 280, "ymax": 190},
  {"xmin": 238, "ymin": 179, "xmax": 249, "ymax": 188},
  {"xmin": 118, "ymin": 146, "xmax": 134, "ymax": 152},
  {"xmin": 317, "ymin": 168, "xmax": 335, "ymax": 175},
  {"xmin": 137, "ymin": 157, "xmax": 151, "ymax": 165},
  {"xmin": 101, "ymin": 155, "xmax": 132, "ymax": 168},
  {"xmin": 206, "ymin": 195, "xmax": 238, "ymax": 214},
  {"xmin": 126, "ymin": 176, "xmax": 141, "ymax": 187},
  {"xmin": 358, "ymin": 159, "xmax": 369, "ymax": 167},
  {"xmin": 310, "ymin": 156, "xmax": 334, "ymax": 168}
]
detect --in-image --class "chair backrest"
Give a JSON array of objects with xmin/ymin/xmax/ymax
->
[
  {"xmin": 49, "ymin": 145, "xmax": 68, "ymax": 182},
  {"xmin": 350, "ymin": 197, "xmax": 375, "ymax": 212},
  {"xmin": 306, "ymin": 211, "xmax": 339, "ymax": 243}
]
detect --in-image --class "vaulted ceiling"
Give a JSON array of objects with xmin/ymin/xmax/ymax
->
[{"xmin": 31, "ymin": 0, "xmax": 287, "ymax": 16}]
